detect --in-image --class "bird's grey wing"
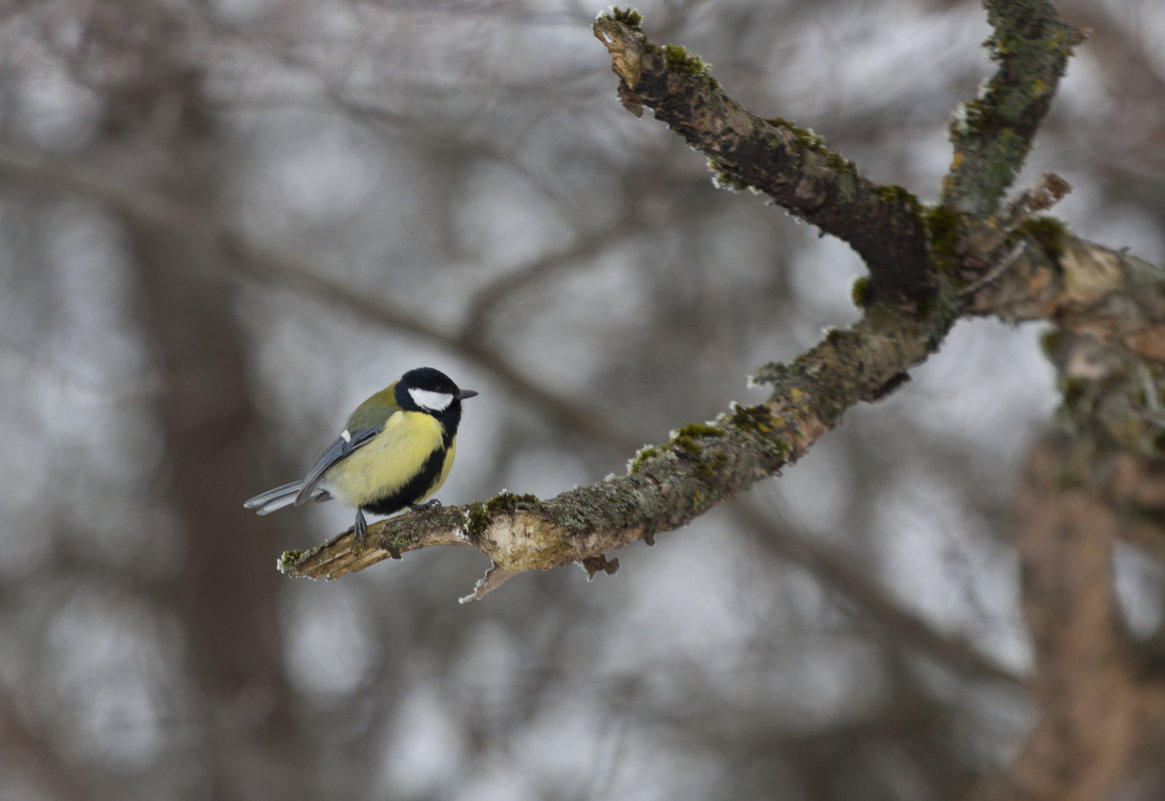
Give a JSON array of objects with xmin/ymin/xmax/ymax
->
[{"xmin": 294, "ymin": 427, "xmax": 380, "ymax": 505}]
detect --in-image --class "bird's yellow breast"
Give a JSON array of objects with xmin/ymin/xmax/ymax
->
[{"xmin": 322, "ymin": 410, "xmax": 450, "ymax": 508}]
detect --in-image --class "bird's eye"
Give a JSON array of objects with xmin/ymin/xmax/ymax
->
[{"xmin": 409, "ymin": 388, "xmax": 454, "ymax": 411}]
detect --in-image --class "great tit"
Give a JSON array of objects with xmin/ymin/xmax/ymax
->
[{"xmin": 244, "ymin": 367, "xmax": 477, "ymax": 543}]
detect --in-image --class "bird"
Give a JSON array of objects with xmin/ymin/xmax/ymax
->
[{"xmin": 244, "ymin": 366, "xmax": 477, "ymax": 544}]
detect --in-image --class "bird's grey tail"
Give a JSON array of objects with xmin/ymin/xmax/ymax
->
[{"xmin": 243, "ymin": 481, "xmax": 304, "ymax": 515}]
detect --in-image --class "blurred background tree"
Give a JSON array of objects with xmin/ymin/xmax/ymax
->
[{"xmin": 0, "ymin": 1, "xmax": 1163, "ymax": 800}]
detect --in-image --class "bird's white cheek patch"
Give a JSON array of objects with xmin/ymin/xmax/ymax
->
[{"xmin": 409, "ymin": 388, "xmax": 454, "ymax": 412}]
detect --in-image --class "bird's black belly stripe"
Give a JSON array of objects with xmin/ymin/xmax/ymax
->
[{"xmin": 361, "ymin": 446, "xmax": 448, "ymax": 516}]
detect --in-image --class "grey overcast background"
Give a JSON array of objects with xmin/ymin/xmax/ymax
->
[{"xmin": 1, "ymin": 1, "xmax": 1164, "ymax": 799}]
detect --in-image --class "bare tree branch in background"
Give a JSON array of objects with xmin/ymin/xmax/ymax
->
[
  {"xmin": 997, "ymin": 435, "xmax": 1165, "ymax": 801},
  {"xmin": 733, "ymin": 501, "xmax": 1028, "ymax": 691},
  {"xmin": 0, "ymin": 149, "xmax": 643, "ymax": 453}
]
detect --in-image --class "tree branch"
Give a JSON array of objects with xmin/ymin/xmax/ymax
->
[
  {"xmin": 13, "ymin": 7, "xmax": 1164, "ymax": 637},
  {"xmin": 280, "ymin": 303, "xmax": 958, "ymax": 595},
  {"xmin": 969, "ymin": 229, "xmax": 1165, "ymax": 364},
  {"xmin": 989, "ymin": 303, "xmax": 1165, "ymax": 798},
  {"xmin": 592, "ymin": 12, "xmax": 934, "ymax": 305},
  {"xmin": 282, "ymin": 7, "xmax": 1131, "ymax": 599},
  {"xmin": 995, "ymin": 436, "xmax": 1165, "ymax": 801},
  {"xmin": 942, "ymin": 0, "xmax": 1086, "ymax": 218}
]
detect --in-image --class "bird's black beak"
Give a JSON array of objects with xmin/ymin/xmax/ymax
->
[{"xmin": 457, "ymin": 389, "xmax": 479, "ymax": 400}]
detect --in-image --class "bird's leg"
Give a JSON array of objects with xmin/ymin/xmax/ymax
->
[
  {"xmin": 354, "ymin": 508, "xmax": 368, "ymax": 545},
  {"xmin": 409, "ymin": 499, "xmax": 442, "ymax": 512}
]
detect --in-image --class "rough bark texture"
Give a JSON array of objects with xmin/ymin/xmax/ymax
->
[
  {"xmin": 971, "ymin": 233, "xmax": 1165, "ymax": 364},
  {"xmin": 593, "ymin": 14, "xmax": 934, "ymax": 306},
  {"xmin": 942, "ymin": 0, "xmax": 1085, "ymax": 218}
]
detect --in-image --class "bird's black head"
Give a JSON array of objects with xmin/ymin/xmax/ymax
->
[{"xmin": 394, "ymin": 367, "xmax": 477, "ymax": 436}]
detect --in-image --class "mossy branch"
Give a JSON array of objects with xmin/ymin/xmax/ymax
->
[
  {"xmin": 592, "ymin": 13, "xmax": 934, "ymax": 306},
  {"xmin": 279, "ymin": 301, "xmax": 957, "ymax": 598},
  {"xmin": 942, "ymin": 0, "xmax": 1086, "ymax": 218}
]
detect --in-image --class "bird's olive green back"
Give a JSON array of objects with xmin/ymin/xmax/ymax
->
[{"xmin": 344, "ymin": 381, "xmax": 400, "ymax": 432}]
